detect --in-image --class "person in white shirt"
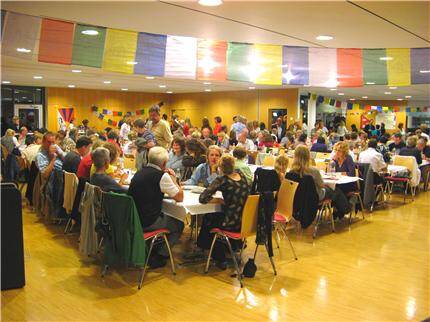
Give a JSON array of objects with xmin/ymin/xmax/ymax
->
[
  {"xmin": 236, "ymin": 129, "xmax": 255, "ymax": 151},
  {"xmin": 21, "ymin": 134, "xmax": 42, "ymax": 166},
  {"xmin": 119, "ymin": 118, "xmax": 132, "ymax": 140},
  {"xmin": 358, "ymin": 139, "xmax": 387, "ymax": 184}
]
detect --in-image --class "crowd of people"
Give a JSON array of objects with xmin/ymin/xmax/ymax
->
[{"xmin": 2, "ymin": 105, "xmax": 430, "ymax": 269}]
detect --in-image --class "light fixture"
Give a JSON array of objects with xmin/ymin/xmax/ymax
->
[
  {"xmin": 68, "ymin": 85, "xmax": 75, "ymax": 88},
  {"xmin": 203, "ymin": 82, "xmax": 212, "ymax": 85},
  {"xmin": 384, "ymin": 91, "xmax": 391, "ymax": 95},
  {"xmin": 379, "ymin": 56, "xmax": 393, "ymax": 61},
  {"xmin": 166, "ymin": 91, "xmax": 173, "ymax": 94},
  {"xmin": 330, "ymin": 88, "xmax": 337, "ymax": 91},
  {"xmin": 33, "ymin": 76, "xmax": 43, "ymax": 79},
  {"xmin": 338, "ymin": 93, "xmax": 344, "ymax": 96},
  {"xmin": 405, "ymin": 95, "xmax": 412, "ymax": 98},
  {"xmin": 198, "ymin": 0, "xmax": 223, "ymax": 6},
  {"xmin": 121, "ymin": 88, "xmax": 128, "ymax": 91},
  {"xmin": 366, "ymin": 82, "xmax": 375, "ymax": 85},
  {"xmin": 145, "ymin": 76, "xmax": 155, "ymax": 80},
  {"xmin": 349, "ymin": 98, "xmax": 355, "ymax": 101},
  {"xmin": 248, "ymin": 86, "xmax": 256, "ymax": 90},
  {"xmin": 71, "ymin": 69, "xmax": 82, "ymax": 73},
  {"xmin": 159, "ymin": 85, "xmax": 166, "ymax": 88},
  {"xmin": 362, "ymin": 96, "xmax": 368, "ymax": 99},
  {"xmin": 103, "ymin": 81, "xmax": 111, "ymax": 84},
  {"xmin": 303, "ymin": 84, "xmax": 311, "ymax": 87},
  {"xmin": 16, "ymin": 48, "xmax": 31, "ymax": 53},
  {"xmin": 81, "ymin": 30, "xmax": 99, "ymax": 36},
  {"xmin": 204, "ymin": 89, "xmax": 212, "ymax": 92},
  {"xmin": 2, "ymin": 81, "xmax": 11, "ymax": 84},
  {"xmin": 126, "ymin": 61, "xmax": 138, "ymax": 65},
  {"xmin": 397, "ymin": 98, "xmax": 403, "ymax": 101},
  {"xmin": 389, "ymin": 86, "xmax": 397, "ymax": 89},
  {"xmin": 420, "ymin": 70, "xmax": 430, "ymax": 73},
  {"xmin": 316, "ymin": 35, "xmax": 333, "ymax": 41}
]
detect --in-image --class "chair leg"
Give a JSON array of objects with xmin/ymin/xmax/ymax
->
[
  {"xmin": 64, "ymin": 218, "xmax": 71, "ymax": 234},
  {"xmin": 239, "ymin": 240, "xmax": 246, "ymax": 263},
  {"xmin": 313, "ymin": 209, "xmax": 322, "ymax": 239},
  {"xmin": 224, "ymin": 236, "xmax": 243, "ymax": 287},
  {"xmin": 286, "ymin": 235, "xmax": 297, "ymax": 260},
  {"xmin": 138, "ymin": 237, "xmax": 156, "ymax": 289},
  {"xmin": 265, "ymin": 242, "xmax": 277, "ymax": 276},
  {"xmin": 274, "ymin": 226, "xmax": 281, "ymax": 249},
  {"xmin": 162, "ymin": 234, "xmax": 176, "ymax": 275},
  {"xmin": 329, "ymin": 206, "xmax": 335, "ymax": 232},
  {"xmin": 97, "ymin": 237, "xmax": 104, "ymax": 253},
  {"xmin": 204, "ymin": 234, "xmax": 218, "ymax": 273},
  {"xmin": 357, "ymin": 194, "xmax": 365, "ymax": 220}
]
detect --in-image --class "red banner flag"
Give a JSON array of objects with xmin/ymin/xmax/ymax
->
[{"xmin": 38, "ymin": 18, "xmax": 74, "ymax": 64}]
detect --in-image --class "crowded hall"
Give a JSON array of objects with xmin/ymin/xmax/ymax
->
[{"xmin": 1, "ymin": 1, "xmax": 430, "ymax": 321}]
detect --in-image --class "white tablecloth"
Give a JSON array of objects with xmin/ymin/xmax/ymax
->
[
  {"xmin": 420, "ymin": 160, "xmax": 430, "ymax": 167},
  {"xmin": 162, "ymin": 189, "xmax": 222, "ymax": 222},
  {"xmin": 321, "ymin": 173, "xmax": 361, "ymax": 190},
  {"xmin": 387, "ymin": 164, "xmax": 408, "ymax": 174}
]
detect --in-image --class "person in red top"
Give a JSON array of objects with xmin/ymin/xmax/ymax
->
[
  {"xmin": 213, "ymin": 116, "xmax": 222, "ymax": 136},
  {"xmin": 107, "ymin": 129, "xmax": 123, "ymax": 157},
  {"xmin": 77, "ymin": 152, "xmax": 92, "ymax": 179}
]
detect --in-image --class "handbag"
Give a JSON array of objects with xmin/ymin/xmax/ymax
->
[{"xmin": 242, "ymin": 258, "xmax": 257, "ymax": 278}]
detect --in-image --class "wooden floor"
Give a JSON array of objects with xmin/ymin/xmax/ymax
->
[{"xmin": 2, "ymin": 191, "xmax": 429, "ymax": 321}]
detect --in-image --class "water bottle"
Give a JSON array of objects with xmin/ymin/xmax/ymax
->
[
  {"xmin": 119, "ymin": 157, "xmax": 124, "ymax": 169},
  {"xmin": 328, "ymin": 161, "xmax": 336, "ymax": 173}
]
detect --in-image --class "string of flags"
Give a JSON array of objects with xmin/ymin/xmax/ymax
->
[{"xmin": 91, "ymin": 105, "xmax": 146, "ymax": 127}]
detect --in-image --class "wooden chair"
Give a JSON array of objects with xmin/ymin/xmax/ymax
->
[
  {"xmin": 385, "ymin": 155, "xmax": 417, "ymax": 203},
  {"xmin": 262, "ymin": 155, "xmax": 275, "ymax": 167},
  {"xmin": 313, "ymin": 199, "xmax": 334, "ymax": 239},
  {"xmin": 273, "ymin": 179, "xmax": 299, "ymax": 259},
  {"xmin": 205, "ymin": 195, "xmax": 276, "ymax": 288},
  {"xmin": 347, "ymin": 168, "xmax": 366, "ymax": 225}
]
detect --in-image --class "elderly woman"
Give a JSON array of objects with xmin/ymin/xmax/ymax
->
[
  {"xmin": 232, "ymin": 146, "xmax": 252, "ymax": 186},
  {"xmin": 184, "ymin": 145, "xmax": 222, "ymax": 187},
  {"xmin": 197, "ymin": 154, "xmax": 250, "ymax": 268},
  {"xmin": 399, "ymin": 136, "xmax": 422, "ymax": 165},
  {"xmin": 216, "ymin": 131, "xmax": 230, "ymax": 151},
  {"xmin": 166, "ymin": 136, "xmax": 186, "ymax": 175},
  {"xmin": 90, "ymin": 147, "xmax": 127, "ymax": 193}
]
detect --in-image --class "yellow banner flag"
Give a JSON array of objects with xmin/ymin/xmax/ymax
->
[
  {"xmin": 254, "ymin": 44, "xmax": 282, "ymax": 85},
  {"xmin": 383, "ymin": 106, "xmax": 389, "ymax": 111},
  {"xmin": 103, "ymin": 29, "xmax": 138, "ymax": 74},
  {"xmin": 353, "ymin": 103, "xmax": 360, "ymax": 109},
  {"xmin": 387, "ymin": 48, "xmax": 411, "ymax": 86}
]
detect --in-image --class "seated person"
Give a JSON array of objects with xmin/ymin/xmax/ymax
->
[
  {"xmin": 417, "ymin": 137, "xmax": 430, "ymax": 159},
  {"xmin": 184, "ymin": 145, "xmax": 221, "ymax": 187},
  {"xmin": 236, "ymin": 129, "xmax": 255, "ymax": 151},
  {"xmin": 21, "ymin": 133, "xmax": 42, "ymax": 166},
  {"xmin": 166, "ymin": 136, "xmax": 186, "ymax": 175},
  {"xmin": 135, "ymin": 137, "xmax": 152, "ymax": 171},
  {"xmin": 258, "ymin": 130, "xmax": 275, "ymax": 149},
  {"xmin": 232, "ymin": 146, "xmax": 253, "ymax": 186},
  {"xmin": 388, "ymin": 132, "xmax": 406, "ymax": 154},
  {"xmin": 358, "ymin": 139, "xmax": 387, "ymax": 184},
  {"xmin": 182, "ymin": 138, "xmax": 207, "ymax": 168},
  {"xmin": 274, "ymin": 154, "xmax": 289, "ymax": 182},
  {"xmin": 331, "ymin": 141, "xmax": 356, "ymax": 195},
  {"xmin": 90, "ymin": 147, "xmax": 128, "ymax": 193},
  {"xmin": 294, "ymin": 133, "xmax": 307, "ymax": 148},
  {"xmin": 399, "ymin": 136, "xmax": 422, "ymax": 165},
  {"xmin": 63, "ymin": 136, "xmax": 92, "ymax": 174},
  {"xmin": 106, "ymin": 129, "xmax": 123, "ymax": 157},
  {"xmin": 197, "ymin": 155, "xmax": 250, "ymax": 269},
  {"xmin": 90, "ymin": 141, "xmax": 118, "ymax": 177},
  {"xmin": 310, "ymin": 136, "xmax": 328, "ymax": 152},
  {"xmin": 128, "ymin": 147, "xmax": 184, "ymax": 268},
  {"xmin": 35, "ymin": 132, "xmax": 64, "ymax": 179},
  {"xmin": 216, "ymin": 131, "xmax": 230, "ymax": 151},
  {"xmin": 376, "ymin": 136, "xmax": 391, "ymax": 163}
]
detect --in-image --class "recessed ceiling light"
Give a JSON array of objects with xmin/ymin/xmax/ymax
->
[
  {"xmin": 203, "ymin": 82, "xmax": 212, "ymax": 85},
  {"xmin": 389, "ymin": 86, "xmax": 397, "ymax": 89},
  {"xmin": 2, "ymin": 81, "xmax": 11, "ymax": 84},
  {"xmin": 362, "ymin": 96, "xmax": 368, "ymax": 99},
  {"xmin": 16, "ymin": 48, "xmax": 31, "ymax": 53},
  {"xmin": 379, "ymin": 56, "xmax": 393, "ymax": 61},
  {"xmin": 33, "ymin": 76, "xmax": 43, "ymax": 79},
  {"xmin": 405, "ymin": 95, "xmax": 412, "ymax": 98},
  {"xmin": 397, "ymin": 98, "xmax": 403, "ymax": 101},
  {"xmin": 420, "ymin": 70, "xmax": 430, "ymax": 73},
  {"xmin": 338, "ymin": 93, "xmax": 344, "ymax": 96},
  {"xmin": 303, "ymin": 84, "xmax": 311, "ymax": 87},
  {"xmin": 145, "ymin": 76, "xmax": 155, "ymax": 80},
  {"xmin": 330, "ymin": 88, "xmax": 337, "ymax": 91},
  {"xmin": 384, "ymin": 92, "xmax": 391, "ymax": 95},
  {"xmin": 204, "ymin": 89, "xmax": 212, "ymax": 92},
  {"xmin": 121, "ymin": 88, "xmax": 128, "ymax": 91},
  {"xmin": 316, "ymin": 35, "xmax": 333, "ymax": 41},
  {"xmin": 71, "ymin": 69, "xmax": 82, "ymax": 73},
  {"xmin": 126, "ymin": 61, "xmax": 138, "ymax": 65},
  {"xmin": 68, "ymin": 85, "xmax": 75, "ymax": 88},
  {"xmin": 159, "ymin": 85, "xmax": 166, "ymax": 88},
  {"xmin": 103, "ymin": 81, "xmax": 111, "ymax": 84},
  {"xmin": 166, "ymin": 91, "xmax": 173, "ymax": 94},
  {"xmin": 249, "ymin": 86, "xmax": 256, "ymax": 90},
  {"xmin": 349, "ymin": 98, "xmax": 355, "ymax": 101},
  {"xmin": 36, "ymin": 88, "xmax": 41, "ymax": 91},
  {"xmin": 81, "ymin": 30, "xmax": 99, "ymax": 36},
  {"xmin": 198, "ymin": 0, "xmax": 223, "ymax": 6},
  {"xmin": 366, "ymin": 82, "xmax": 375, "ymax": 85}
]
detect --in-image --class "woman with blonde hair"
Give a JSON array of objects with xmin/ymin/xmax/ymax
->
[
  {"xmin": 1, "ymin": 129, "xmax": 19, "ymax": 153},
  {"xmin": 216, "ymin": 131, "xmax": 230, "ymax": 150},
  {"xmin": 274, "ymin": 155, "xmax": 289, "ymax": 182},
  {"xmin": 184, "ymin": 145, "xmax": 222, "ymax": 187}
]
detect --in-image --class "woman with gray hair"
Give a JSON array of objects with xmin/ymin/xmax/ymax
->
[
  {"xmin": 90, "ymin": 147, "xmax": 128, "ymax": 193},
  {"xmin": 399, "ymin": 135, "xmax": 422, "ymax": 165}
]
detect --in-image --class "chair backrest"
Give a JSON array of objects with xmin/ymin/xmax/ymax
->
[
  {"xmin": 1, "ymin": 145, "xmax": 9, "ymax": 160},
  {"xmin": 315, "ymin": 161, "xmax": 327, "ymax": 172},
  {"xmin": 240, "ymin": 195, "xmax": 260, "ymax": 239},
  {"xmin": 263, "ymin": 155, "xmax": 275, "ymax": 167},
  {"xmin": 275, "ymin": 179, "xmax": 299, "ymax": 221},
  {"xmin": 316, "ymin": 152, "xmax": 331, "ymax": 160},
  {"xmin": 123, "ymin": 156, "xmax": 136, "ymax": 171},
  {"xmin": 393, "ymin": 155, "xmax": 416, "ymax": 173}
]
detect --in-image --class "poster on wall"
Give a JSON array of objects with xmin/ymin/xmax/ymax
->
[
  {"xmin": 375, "ymin": 112, "xmax": 396, "ymax": 130},
  {"xmin": 57, "ymin": 107, "xmax": 75, "ymax": 131},
  {"xmin": 360, "ymin": 114, "xmax": 371, "ymax": 129}
]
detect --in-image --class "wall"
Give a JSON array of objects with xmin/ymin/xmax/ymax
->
[{"xmin": 46, "ymin": 87, "xmax": 170, "ymax": 131}]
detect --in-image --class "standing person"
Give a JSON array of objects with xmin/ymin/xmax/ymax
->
[
  {"xmin": 397, "ymin": 123, "xmax": 406, "ymax": 137},
  {"xmin": 351, "ymin": 124, "xmax": 358, "ymax": 133},
  {"xmin": 380, "ymin": 122, "xmax": 386, "ymax": 136},
  {"xmin": 183, "ymin": 118, "xmax": 191, "ymax": 137},
  {"xmin": 79, "ymin": 119, "xmax": 90, "ymax": 133},
  {"xmin": 201, "ymin": 117, "xmax": 212, "ymax": 133},
  {"xmin": 62, "ymin": 136, "xmax": 92, "ymax": 174},
  {"xmin": 146, "ymin": 104, "xmax": 173, "ymax": 150},
  {"xmin": 213, "ymin": 116, "xmax": 222, "ymax": 136},
  {"xmin": 231, "ymin": 116, "xmax": 246, "ymax": 140},
  {"xmin": 119, "ymin": 117, "xmax": 132, "ymax": 140},
  {"xmin": 272, "ymin": 117, "xmax": 286, "ymax": 142},
  {"xmin": 364, "ymin": 119, "xmax": 375, "ymax": 135},
  {"xmin": 336, "ymin": 121, "xmax": 348, "ymax": 139},
  {"xmin": 9, "ymin": 116, "xmax": 20, "ymax": 132}
]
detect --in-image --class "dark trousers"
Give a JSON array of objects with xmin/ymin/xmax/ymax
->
[{"xmin": 325, "ymin": 186, "xmax": 351, "ymax": 219}]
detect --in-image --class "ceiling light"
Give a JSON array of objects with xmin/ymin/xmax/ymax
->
[
  {"xmin": 366, "ymin": 82, "xmax": 375, "ymax": 85},
  {"xmin": 103, "ymin": 81, "xmax": 111, "ymax": 84},
  {"xmin": 389, "ymin": 86, "xmax": 397, "ymax": 89},
  {"xmin": 384, "ymin": 91, "xmax": 391, "ymax": 95},
  {"xmin": 349, "ymin": 98, "xmax": 355, "ymax": 101},
  {"xmin": 249, "ymin": 86, "xmax": 256, "ymax": 90},
  {"xmin": 330, "ymin": 88, "xmax": 337, "ymax": 91},
  {"xmin": 145, "ymin": 76, "xmax": 155, "ymax": 80},
  {"xmin": 68, "ymin": 85, "xmax": 75, "ymax": 88},
  {"xmin": 81, "ymin": 30, "xmax": 99, "ymax": 36},
  {"xmin": 419, "ymin": 70, "xmax": 430, "ymax": 73},
  {"xmin": 166, "ymin": 91, "xmax": 173, "ymax": 94},
  {"xmin": 121, "ymin": 88, "xmax": 128, "ymax": 91},
  {"xmin": 379, "ymin": 56, "xmax": 393, "ymax": 61},
  {"xmin": 159, "ymin": 85, "xmax": 166, "ymax": 88},
  {"xmin": 303, "ymin": 84, "xmax": 311, "ymax": 87},
  {"xmin": 203, "ymin": 82, "xmax": 212, "ymax": 85},
  {"xmin": 198, "ymin": 0, "xmax": 223, "ymax": 6},
  {"xmin": 405, "ymin": 95, "xmax": 412, "ymax": 98},
  {"xmin": 33, "ymin": 76, "xmax": 43, "ymax": 79},
  {"xmin": 338, "ymin": 93, "xmax": 344, "ymax": 96},
  {"xmin": 126, "ymin": 61, "xmax": 138, "ymax": 65},
  {"xmin": 36, "ymin": 88, "xmax": 41, "ymax": 91},
  {"xmin": 397, "ymin": 98, "xmax": 403, "ymax": 101},
  {"xmin": 71, "ymin": 69, "xmax": 82, "ymax": 73},
  {"xmin": 316, "ymin": 35, "xmax": 333, "ymax": 41},
  {"xmin": 2, "ymin": 81, "xmax": 11, "ymax": 84},
  {"xmin": 16, "ymin": 48, "xmax": 31, "ymax": 53},
  {"xmin": 362, "ymin": 96, "xmax": 368, "ymax": 99},
  {"xmin": 204, "ymin": 89, "xmax": 212, "ymax": 92}
]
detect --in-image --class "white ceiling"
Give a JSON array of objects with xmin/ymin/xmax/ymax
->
[{"xmin": 1, "ymin": 0, "xmax": 430, "ymax": 102}]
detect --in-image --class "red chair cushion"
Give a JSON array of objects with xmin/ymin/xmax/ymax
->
[
  {"xmin": 385, "ymin": 176, "xmax": 409, "ymax": 182},
  {"xmin": 210, "ymin": 228, "xmax": 242, "ymax": 239},
  {"xmin": 273, "ymin": 212, "xmax": 287, "ymax": 223},
  {"xmin": 144, "ymin": 229, "xmax": 170, "ymax": 240}
]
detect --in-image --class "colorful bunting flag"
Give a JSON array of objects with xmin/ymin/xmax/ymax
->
[
  {"xmin": 165, "ymin": 35, "xmax": 197, "ymax": 79},
  {"xmin": 98, "ymin": 113, "xmax": 104, "ymax": 120},
  {"xmin": 227, "ymin": 42, "xmax": 254, "ymax": 82},
  {"xmin": 394, "ymin": 106, "xmax": 400, "ymax": 112},
  {"xmin": 134, "ymin": 32, "xmax": 166, "ymax": 77},
  {"xmin": 311, "ymin": 94, "xmax": 317, "ymax": 101},
  {"xmin": 103, "ymin": 29, "xmax": 138, "ymax": 74},
  {"xmin": 347, "ymin": 102, "xmax": 353, "ymax": 110},
  {"xmin": 317, "ymin": 96, "xmax": 324, "ymax": 104},
  {"xmin": 383, "ymin": 106, "xmax": 389, "ymax": 111},
  {"xmin": 410, "ymin": 48, "xmax": 430, "ymax": 84},
  {"xmin": 72, "ymin": 24, "xmax": 106, "ymax": 68},
  {"xmin": 335, "ymin": 100, "xmax": 341, "ymax": 108},
  {"xmin": 324, "ymin": 97, "xmax": 330, "ymax": 104},
  {"xmin": 362, "ymin": 49, "xmax": 388, "ymax": 85},
  {"xmin": 39, "ymin": 19, "xmax": 74, "ymax": 64},
  {"xmin": 337, "ymin": 48, "xmax": 363, "ymax": 87},
  {"xmin": 309, "ymin": 48, "xmax": 337, "ymax": 87},
  {"xmin": 387, "ymin": 48, "xmax": 411, "ymax": 86},
  {"xmin": 282, "ymin": 46, "xmax": 309, "ymax": 85},
  {"xmin": 365, "ymin": 105, "xmax": 371, "ymax": 111},
  {"xmin": 329, "ymin": 98, "xmax": 336, "ymax": 106},
  {"xmin": 254, "ymin": 44, "xmax": 282, "ymax": 85},
  {"xmin": 197, "ymin": 40, "xmax": 227, "ymax": 81}
]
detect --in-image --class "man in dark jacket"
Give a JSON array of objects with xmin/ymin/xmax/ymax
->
[
  {"xmin": 388, "ymin": 133, "xmax": 406, "ymax": 154},
  {"xmin": 399, "ymin": 136, "xmax": 422, "ymax": 165}
]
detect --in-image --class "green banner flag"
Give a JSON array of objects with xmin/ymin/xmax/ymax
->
[
  {"xmin": 227, "ymin": 42, "xmax": 254, "ymax": 82},
  {"xmin": 72, "ymin": 24, "xmax": 107, "ymax": 68},
  {"xmin": 362, "ymin": 49, "xmax": 388, "ymax": 85}
]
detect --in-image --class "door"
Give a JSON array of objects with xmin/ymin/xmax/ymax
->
[
  {"xmin": 14, "ymin": 104, "xmax": 43, "ymax": 130},
  {"xmin": 268, "ymin": 108, "xmax": 287, "ymax": 126}
]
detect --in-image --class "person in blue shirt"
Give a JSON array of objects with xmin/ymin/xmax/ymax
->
[
  {"xmin": 310, "ymin": 136, "xmax": 328, "ymax": 152},
  {"xmin": 35, "ymin": 132, "xmax": 64, "ymax": 179},
  {"xmin": 184, "ymin": 145, "xmax": 222, "ymax": 187}
]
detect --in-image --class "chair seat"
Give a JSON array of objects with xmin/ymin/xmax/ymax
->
[
  {"xmin": 210, "ymin": 228, "xmax": 242, "ymax": 240},
  {"xmin": 143, "ymin": 229, "xmax": 170, "ymax": 240},
  {"xmin": 273, "ymin": 212, "xmax": 287, "ymax": 223},
  {"xmin": 385, "ymin": 176, "xmax": 409, "ymax": 182}
]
